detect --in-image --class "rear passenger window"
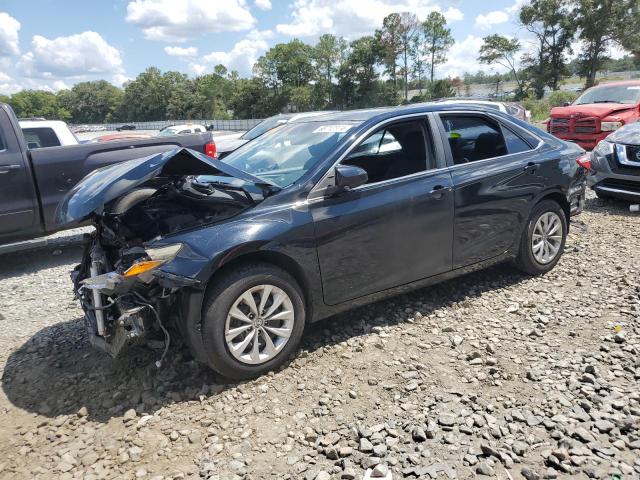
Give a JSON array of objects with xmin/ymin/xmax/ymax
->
[
  {"xmin": 22, "ymin": 127, "xmax": 61, "ymax": 149},
  {"xmin": 342, "ymin": 120, "xmax": 429, "ymax": 184},
  {"xmin": 440, "ymin": 115, "xmax": 506, "ymax": 164},
  {"xmin": 440, "ymin": 115, "xmax": 534, "ymax": 165}
]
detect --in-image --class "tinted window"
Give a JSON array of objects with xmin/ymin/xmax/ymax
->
[
  {"xmin": 343, "ymin": 121, "xmax": 428, "ymax": 184},
  {"xmin": 440, "ymin": 115, "xmax": 507, "ymax": 164},
  {"xmin": 502, "ymin": 127, "xmax": 531, "ymax": 154},
  {"xmin": 0, "ymin": 132, "xmax": 5, "ymax": 150},
  {"xmin": 22, "ymin": 127, "xmax": 61, "ymax": 149}
]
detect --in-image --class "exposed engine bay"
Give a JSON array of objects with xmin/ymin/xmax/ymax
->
[{"xmin": 61, "ymin": 149, "xmax": 274, "ymax": 363}]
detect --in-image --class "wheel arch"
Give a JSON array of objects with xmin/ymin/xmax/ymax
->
[
  {"xmin": 204, "ymin": 249, "xmax": 315, "ymax": 322},
  {"xmin": 535, "ymin": 190, "xmax": 571, "ymax": 228}
]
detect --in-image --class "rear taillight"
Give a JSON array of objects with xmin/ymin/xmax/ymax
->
[
  {"xmin": 205, "ymin": 141, "xmax": 217, "ymax": 158},
  {"xmin": 576, "ymin": 153, "xmax": 592, "ymax": 170}
]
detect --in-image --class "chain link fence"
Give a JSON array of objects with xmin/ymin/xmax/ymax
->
[{"xmin": 71, "ymin": 119, "xmax": 264, "ymax": 132}]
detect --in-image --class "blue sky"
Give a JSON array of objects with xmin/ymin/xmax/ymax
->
[{"xmin": 0, "ymin": 0, "xmax": 554, "ymax": 94}]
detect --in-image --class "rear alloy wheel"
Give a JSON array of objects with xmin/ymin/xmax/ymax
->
[
  {"xmin": 531, "ymin": 212, "xmax": 563, "ymax": 265},
  {"xmin": 515, "ymin": 200, "xmax": 567, "ymax": 275},
  {"xmin": 202, "ymin": 263, "xmax": 305, "ymax": 380}
]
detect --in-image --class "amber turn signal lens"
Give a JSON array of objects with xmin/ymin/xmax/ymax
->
[{"xmin": 123, "ymin": 260, "xmax": 164, "ymax": 278}]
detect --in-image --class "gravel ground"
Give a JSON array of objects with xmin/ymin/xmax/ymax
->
[{"xmin": 0, "ymin": 193, "xmax": 638, "ymax": 480}]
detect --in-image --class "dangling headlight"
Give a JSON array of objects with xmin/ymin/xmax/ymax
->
[{"xmin": 124, "ymin": 244, "xmax": 183, "ymax": 278}]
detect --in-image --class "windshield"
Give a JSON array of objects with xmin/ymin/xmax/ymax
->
[
  {"xmin": 575, "ymin": 85, "xmax": 640, "ymax": 105},
  {"xmin": 241, "ymin": 116, "xmax": 290, "ymax": 141},
  {"xmin": 223, "ymin": 121, "xmax": 357, "ymax": 187},
  {"xmin": 158, "ymin": 127, "xmax": 181, "ymax": 136}
]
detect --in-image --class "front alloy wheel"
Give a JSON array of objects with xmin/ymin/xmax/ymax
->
[
  {"xmin": 202, "ymin": 263, "xmax": 306, "ymax": 380},
  {"xmin": 225, "ymin": 285, "xmax": 295, "ymax": 365}
]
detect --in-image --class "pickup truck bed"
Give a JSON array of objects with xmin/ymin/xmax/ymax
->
[{"xmin": 0, "ymin": 104, "xmax": 217, "ymax": 244}]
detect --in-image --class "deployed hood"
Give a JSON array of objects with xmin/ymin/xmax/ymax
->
[
  {"xmin": 55, "ymin": 147, "xmax": 273, "ymax": 225},
  {"xmin": 605, "ymin": 120, "xmax": 640, "ymax": 145},
  {"xmin": 550, "ymin": 103, "xmax": 637, "ymax": 118}
]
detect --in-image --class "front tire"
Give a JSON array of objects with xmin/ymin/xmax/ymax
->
[
  {"xmin": 202, "ymin": 263, "xmax": 306, "ymax": 380},
  {"xmin": 515, "ymin": 200, "xmax": 567, "ymax": 275}
]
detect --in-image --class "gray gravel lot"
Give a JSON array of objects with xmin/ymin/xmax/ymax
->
[{"xmin": 0, "ymin": 193, "xmax": 638, "ymax": 480}]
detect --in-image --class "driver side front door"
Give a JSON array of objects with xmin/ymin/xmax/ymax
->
[{"xmin": 310, "ymin": 117, "xmax": 454, "ymax": 305}]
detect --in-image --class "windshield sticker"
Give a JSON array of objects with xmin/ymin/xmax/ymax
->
[{"xmin": 313, "ymin": 124, "xmax": 352, "ymax": 133}]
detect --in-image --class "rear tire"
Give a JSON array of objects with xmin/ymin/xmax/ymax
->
[
  {"xmin": 515, "ymin": 200, "xmax": 567, "ymax": 275},
  {"xmin": 595, "ymin": 191, "xmax": 611, "ymax": 200},
  {"xmin": 201, "ymin": 263, "xmax": 306, "ymax": 380}
]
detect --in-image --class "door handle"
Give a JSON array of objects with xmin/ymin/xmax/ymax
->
[
  {"xmin": 0, "ymin": 164, "xmax": 21, "ymax": 174},
  {"xmin": 524, "ymin": 162, "xmax": 539, "ymax": 174},
  {"xmin": 427, "ymin": 185, "xmax": 452, "ymax": 199}
]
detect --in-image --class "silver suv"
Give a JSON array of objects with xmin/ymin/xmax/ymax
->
[{"xmin": 588, "ymin": 121, "xmax": 640, "ymax": 201}]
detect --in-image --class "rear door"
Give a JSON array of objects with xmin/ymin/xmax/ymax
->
[
  {"xmin": 0, "ymin": 108, "xmax": 40, "ymax": 239},
  {"xmin": 435, "ymin": 112, "xmax": 544, "ymax": 268}
]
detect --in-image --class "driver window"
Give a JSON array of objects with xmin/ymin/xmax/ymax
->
[{"xmin": 342, "ymin": 120, "xmax": 428, "ymax": 184}]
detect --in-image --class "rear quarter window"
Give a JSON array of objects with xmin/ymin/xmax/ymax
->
[{"xmin": 22, "ymin": 127, "xmax": 61, "ymax": 149}]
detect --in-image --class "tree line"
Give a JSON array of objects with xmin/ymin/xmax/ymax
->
[{"xmin": 1, "ymin": 0, "xmax": 638, "ymax": 124}]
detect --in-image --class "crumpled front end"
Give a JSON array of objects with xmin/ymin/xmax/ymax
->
[{"xmin": 64, "ymin": 149, "xmax": 273, "ymax": 363}]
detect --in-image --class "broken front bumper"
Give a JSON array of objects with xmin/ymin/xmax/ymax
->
[{"xmin": 73, "ymin": 234, "xmax": 199, "ymax": 360}]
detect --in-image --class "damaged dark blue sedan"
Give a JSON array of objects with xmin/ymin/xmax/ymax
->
[{"xmin": 57, "ymin": 104, "xmax": 586, "ymax": 380}]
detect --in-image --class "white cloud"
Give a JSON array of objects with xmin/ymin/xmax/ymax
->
[
  {"xmin": 0, "ymin": 12, "xmax": 20, "ymax": 56},
  {"xmin": 202, "ymin": 30, "xmax": 272, "ymax": 75},
  {"xmin": 443, "ymin": 7, "xmax": 463, "ymax": 22},
  {"xmin": 254, "ymin": 0, "xmax": 272, "ymax": 10},
  {"xmin": 125, "ymin": 0, "xmax": 255, "ymax": 42},
  {"xmin": 190, "ymin": 63, "xmax": 207, "ymax": 75},
  {"xmin": 275, "ymin": 0, "xmax": 461, "ymax": 39},
  {"xmin": 475, "ymin": 10, "xmax": 509, "ymax": 30},
  {"xmin": 112, "ymin": 73, "xmax": 133, "ymax": 87},
  {"xmin": 19, "ymin": 31, "xmax": 123, "ymax": 78},
  {"xmin": 439, "ymin": 34, "xmax": 510, "ymax": 79},
  {"xmin": 164, "ymin": 45, "xmax": 198, "ymax": 57}
]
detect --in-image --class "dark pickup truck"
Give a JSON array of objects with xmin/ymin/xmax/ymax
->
[{"xmin": 0, "ymin": 103, "xmax": 218, "ymax": 245}]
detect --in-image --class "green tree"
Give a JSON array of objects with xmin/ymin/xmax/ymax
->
[
  {"xmin": 337, "ymin": 36, "xmax": 381, "ymax": 108},
  {"xmin": 376, "ymin": 13, "xmax": 403, "ymax": 91},
  {"xmin": 10, "ymin": 90, "xmax": 70, "ymax": 120},
  {"xmin": 313, "ymin": 34, "xmax": 347, "ymax": 105},
  {"xmin": 575, "ymin": 0, "xmax": 633, "ymax": 88},
  {"xmin": 398, "ymin": 12, "xmax": 420, "ymax": 101},
  {"xmin": 57, "ymin": 80, "xmax": 123, "ymax": 123},
  {"xmin": 229, "ymin": 78, "xmax": 283, "ymax": 118},
  {"xmin": 422, "ymin": 12, "xmax": 454, "ymax": 84},
  {"xmin": 519, "ymin": 0, "xmax": 575, "ymax": 97},
  {"xmin": 478, "ymin": 34, "xmax": 526, "ymax": 98}
]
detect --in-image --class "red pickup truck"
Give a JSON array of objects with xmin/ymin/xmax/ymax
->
[{"xmin": 547, "ymin": 80, "xmax": 640, "ymax": 150}]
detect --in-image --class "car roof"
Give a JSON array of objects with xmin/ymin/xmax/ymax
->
[
  {"xmin": 287, "ymin": 102, "xmax": 511, "ymax": 125},
  {"xmin": 589, "ymin": 80, "xmax": 640, "ymax": 88},
  {"xmin": 165, "ymin": 123, "xmax": 205, "ymax": 129},
  {"xmin": 19, "ymin": 120, "xmax": 68, "ymax": 128}
]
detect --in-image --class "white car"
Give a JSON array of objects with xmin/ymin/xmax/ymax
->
[
  {"xmin": 19, "ymin": 120, "xmax": 79, "ymax": 148},
  {"xmin": 158, "ymin": 124, "xmax": 208, "ymax": 137},
  {"xmin": 433, "ymin": 99, "xmax": 532, "ymax": 123}
]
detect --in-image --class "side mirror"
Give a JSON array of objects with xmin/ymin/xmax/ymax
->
[
  {"xmin": 334, "ymin": 165, "xmax": 368, "ymax": 191},
  {"xmin": 563, "ymin": 102, "xmax": 571, "ymax": 107}
]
